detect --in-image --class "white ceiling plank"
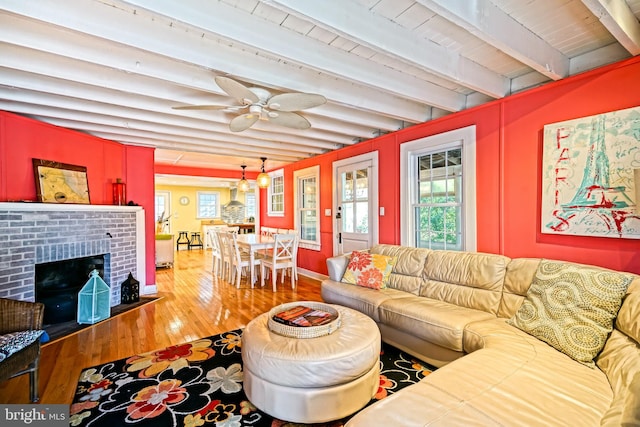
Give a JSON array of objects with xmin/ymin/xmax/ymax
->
[
  {"xmin": 71, "ymin": 130, "xmax": 306, "ymax": 163},
  {"xmin": 581, "ymin": 0, "xmax": 640, "ymax": 55},
  {"xmin": 0, "ymin": 14, "xmax": 406, "ymax": 134},
  {"xmin": 0, "ymin": 77, "xmax": 345, "ymax": 152},
  {"xmin": 120, "ymin": 0, "xmax": 467, "ymax": 111},
  {"xmin": 417, "ymin": 0, "xmax": 570, "ymax": 80},
  {"xmin": 0, "ymin": 3, "xmax": 430, "ymax": 123},
  {"xmin": 263, "ymin": 0, "xmax": 509, "ymax": 98},
  {"xmin": 0, "ymin": 98, "xmax": 335, "ymax": 156},
  {"xmin": 568, "ymin": 41, "xmax": 631, "ymax": 74}
]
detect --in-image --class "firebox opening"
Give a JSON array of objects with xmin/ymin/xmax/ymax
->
[{"xmin": 35, "ymin": 254, "xmax": 106, "ymax": 324}]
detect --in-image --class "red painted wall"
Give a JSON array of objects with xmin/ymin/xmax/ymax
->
[
  {"xmin": 0, "ymin": 112, "xmax": 157, "ymax": 285},
  {"xmin": 261, "ymin": 56, "xmax": 640, "ymax": 275},
  {"xmin": 2, "ymin": 56, "xmax": 639, "ymax": 279}
]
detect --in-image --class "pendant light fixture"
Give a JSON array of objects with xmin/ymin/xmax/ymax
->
[
  {"xmin": 257, "ymin": 157, "xmax": 271, "ymax": 189},
  {"xmin": 238, "ymin": 164, "xmax": 250, "ymax": 192}
]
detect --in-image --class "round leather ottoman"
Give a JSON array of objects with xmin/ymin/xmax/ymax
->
[{"xmin": 242, "ymin": 304, "xmax": 380, "ymax": 423}]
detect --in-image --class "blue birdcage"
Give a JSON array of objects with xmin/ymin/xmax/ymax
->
[{"xmin": 77, "ymin": 269, "xmax": 111, "ymax": 324}]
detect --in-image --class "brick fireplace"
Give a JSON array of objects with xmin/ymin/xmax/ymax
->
[{"xmin": 0, "ymin": 203, "xmax": 146, "ymax": 308}]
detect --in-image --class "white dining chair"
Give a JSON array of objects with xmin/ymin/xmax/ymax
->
[
  {"xmin": 208, "ymin": 229, "xmax": 223, "ymax": 277},
  {"xmin": 260, "ymin": 233, "xmax": 298, "ymax": 292},
  {"xmin": 217, "ymin": 231, "xmax": 235, "ymax": 283},
  {"xmin": 226, "ymin": 231, "xmax": 262, "ymax": 288},
  {"xmin": 261, "ymin": 226, "xmax": 275, "ymax": 237}
]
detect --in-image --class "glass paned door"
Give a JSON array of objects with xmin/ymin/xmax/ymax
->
[{"xmin": 336, "ymin": 160, "xmax": 373, "ymax": 253}]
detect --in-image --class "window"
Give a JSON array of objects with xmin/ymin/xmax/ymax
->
[
  {"xmin": 197, "ymin": 191, "xmax": 220, "ymax": 218},
  {"xmin": 400, "ymin": 126, "xmax": 476, "ymax": 251},
  {"xmin": 415, "ymin": 149, "xmax": 463, "ymax": 249},
  {"xmin": 268, "ymin": 169, "xmax": 284, "ymax": 216},
  {"xmin": 245, "ymin": 192, "xmax": 256, "ymax": 218},
  {"xmin": 155, "ymin": 191, "xmax": 170, "ymax": 233},
  {"xmin": 294, "ymin": 165, "xmax": 320, "ymax": 250}
]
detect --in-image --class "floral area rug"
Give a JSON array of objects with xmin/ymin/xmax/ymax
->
[{"xmin": 70, "ymin": 329, "xmax": 434, "ymax": 427}]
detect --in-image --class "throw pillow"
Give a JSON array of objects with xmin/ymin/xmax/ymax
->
[
  {"xmin": 0, "ymin": 330, "xmax": 44, "ymax": 362},
  {"xmin": 507, "ymin": 260, "xmax": 632, "ymax": 367},
  {"xmin": 341, "ymin": 250, "xmax": 397, "ymax": 290}
]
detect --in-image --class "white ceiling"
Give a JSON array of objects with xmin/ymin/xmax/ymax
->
[{"xmin": 2, "ymin": 0, "xmax": 639, "ymax": 174}]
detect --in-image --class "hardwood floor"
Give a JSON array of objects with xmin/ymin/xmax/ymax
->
[{"xmin": 0, "ymin": 249, "xmax": 324, "ymax": 404}]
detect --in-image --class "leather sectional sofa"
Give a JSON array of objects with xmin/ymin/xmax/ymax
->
[{"xmin": 321, "ymin": 244, "xmax": 640, "ymax": 426}]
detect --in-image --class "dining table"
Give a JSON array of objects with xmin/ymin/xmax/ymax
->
[{"xmin": 235, "ymin": 233, "xmax": 275, "ymax": 286}]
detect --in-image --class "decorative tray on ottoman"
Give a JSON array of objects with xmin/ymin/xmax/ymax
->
[{"xmin": 268, "ymin": 301, "xmax": 341, "ymax": 339}]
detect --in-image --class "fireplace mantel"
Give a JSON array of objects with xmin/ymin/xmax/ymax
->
[{"xmin": 0, "ymin": 202, "xmax": 142, "ymax": 212}]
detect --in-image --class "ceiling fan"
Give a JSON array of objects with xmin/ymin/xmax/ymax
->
[{"xmin": 173, "ymin": 76, "xmax": 327, "ymax": 132}]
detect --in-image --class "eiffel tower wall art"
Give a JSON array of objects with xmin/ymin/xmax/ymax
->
[{"xmin": 541, "ymin": 105, "xmax": 640, "ymax": 239}]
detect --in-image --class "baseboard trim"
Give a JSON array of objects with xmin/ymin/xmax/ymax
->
[
  {"xmin": 143, "ymin": 284, "xmax": 158, "ymax": 295},
  {"xmin": 298, "ymin": 268, "xmax": 328, "ymax": 281}
]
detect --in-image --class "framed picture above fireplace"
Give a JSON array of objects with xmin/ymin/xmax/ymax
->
[{"xmin": 33, "ymin": 159, "xmax": 90, "ymax": 204}]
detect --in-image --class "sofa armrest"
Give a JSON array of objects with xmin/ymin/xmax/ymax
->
[{"xmin": 326, "ymin": 253, "xmax": 352, "ymax": 281}]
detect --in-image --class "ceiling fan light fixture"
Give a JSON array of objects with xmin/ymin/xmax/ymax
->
[
  {"xmin": 257, "ymin": 157, "xmax": 271, "ymax": 189},
  {"xmin": 238, "ymin": 164, "xmax": 250, "ymax": 192}
]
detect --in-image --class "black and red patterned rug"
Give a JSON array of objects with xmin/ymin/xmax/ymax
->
[{"xmin": 70, "ymin": 328, "xmax": 434, "ymax": 426}]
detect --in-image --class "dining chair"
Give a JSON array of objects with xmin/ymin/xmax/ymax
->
[
  {"xmin": 0, "ymin": 298, "xmax": 45, "ymax": 402},
  {"xmin": 217, "ymin": 231, "xmax": 234, "ymax": 283},
  {"xmin": 227, "ymin": 232, "xmax": 262, "ymax": 288},
  {"xmin": 260, "ymin": 233, "xmax": 298, "ymax": 291},
  {"xmin": 207, "ymin": 230, "xmax": 223, "ymax": 277},
  {"xmin": 261, "ymin": 226, "xmax": 275, "ymax": 237}
]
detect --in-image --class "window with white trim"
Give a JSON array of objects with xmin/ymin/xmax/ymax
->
[
  {"xmin": 197, "ymin": 191, "xmax": 220, "ymax": 219},
  {"xmin": 267, "ymin": 169, "xmax": 284, "ymax": 216},
  {"xmin": 155, "ymin": 191, "xmax": 171, "ymax": 233},
  {"xmin": 244, "ymin": 192, "xmax": 256, "ymax": 218},
  {"xmin": 400, "ymin": 126, "xmax": 476, "ymax": 251},
  {"xmin": 294, "ymin": 165, "xmax": 320, "ymax": 250}
]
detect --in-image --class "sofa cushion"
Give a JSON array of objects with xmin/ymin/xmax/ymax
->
[
  {"xmin": 597, "ymin": 330, "xmax": 640, "ymax": 426},
  {"xmin": 377, "ymin": 296, "xmax": 494, "ymax": 352},
  {"xmin": 321, "ymin": 279, "xmax": 413, "ymax": 323},
  {"xmin": 596, "ymin": 281, "xmax": 640, "ymax": 427},
  {"xmin": 0, "ymin": 330, "xmax": 44, "ymax": 362},
  {"xmin": 341, "ymin": 251, "xmax": 397, "ymax": 290},
  {"xmin": 347, "ymin": 321, "xmax": 613, "ymax": 427},
  {"xmin": 499, "ymin": 258, "xmax": 541, "ymax": 318},
  {"xmin": 420, "ymin": 250, "xmax": 510, "ymax": 315},
  {"xmin": 508, "ymin": 260, "xmax": 633, "ymax": 367},
  {"xmin": 616, "ymin": 282, "xmax": 640, "ymax": 345},
  {"xmin": 370, "ymin": 244, "xmax": 431, "ymax": 294}
]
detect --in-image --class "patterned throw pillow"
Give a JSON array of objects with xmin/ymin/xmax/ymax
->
[
  {"xmin": 341, "ymin": 250, "xmax": 397, "ymax": 290},
  {"xmin": 507, "ymin": 260, "xmax": 632, "ymax": 367},
  {"xmin": 0, "ymin": 330, "xmax": 44, "ymax": 362}
]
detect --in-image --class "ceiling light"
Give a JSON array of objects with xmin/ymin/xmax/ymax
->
[
  {"xmin": 257, "ymin": 157, "xmax": 271, "ymax": 189},
  {"xmin": 238, "ymin": 164, "xmax": 250, "ymax": 192}
]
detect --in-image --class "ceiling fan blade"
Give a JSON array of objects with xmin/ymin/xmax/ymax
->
[
  {"xmin": 267, "ymin": 93, "xmax": 326, "ymax": 112},
  {"xmin": 215, "ymin": 76, "xmax": 259, "ymax": 105},
  {"xmin": 268, "ymin": 111, "xmax": 311, "ymax": 129},
  {"xmin": 229, "ymin": 114, "xmax": 259, "ymax": 132}
]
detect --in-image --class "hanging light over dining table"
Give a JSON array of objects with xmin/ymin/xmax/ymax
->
[
  {"xmin": 257, "ymin": 157, "xmax": 271, "ymax": 189},
  {"xmin": 238, "ymin": 164, "xmax": 250, "ymax": 192}
]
